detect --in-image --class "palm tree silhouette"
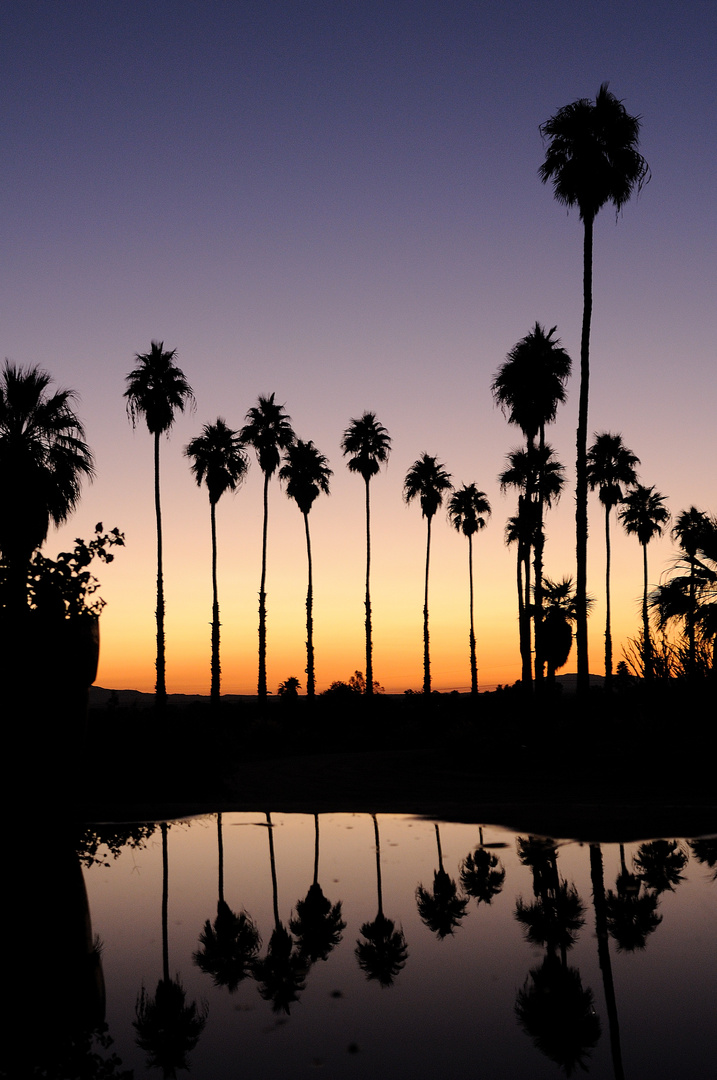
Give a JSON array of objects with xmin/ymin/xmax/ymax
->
[
  {"xmin": 460, "ymin": 830, "xmax": 506, "ymax": 906},
  {"xmin": 492, "ymin": 323, "xmax": 571, "ymax": 682},
  {"xmin": 587, "ymin": 432, "xmax": 640, "ymax": 689},
  {"xmin": 240, "ymin": 395, "xmax": 295, "ymax": 700},
  {"xmin": 125, "ymin": 342, "xmax": 195, "ymax": 706},
  {"xmin": 416, "ymin": 823, "xmax": 469, "ymax": 938},
  {"xmin": 633, "ymin": 839, "xmax": 687, "ymax": 895},
  {"xmin": 618, "ymin": 484, "xmax": 670, "ymax": 679},
  {"xmin": 540, "ymin": 576, "xmax": 594, "ymax": 685},
  {"xmin": 279, "ymin": 440, "xmax": 332, "ymax": 697},
  {"xmin": 0, "ymin": 362, "xmax": 94, "ymax": 616},
  {"xmin": 403, "ymin": 454, "xmax": 453, "ymax": 694},
  {"xmin": 447, "ymin": 484, "xmax": 491, "ymax": 695},
  {"xmin": 341, "ymin": 412, "xmax": 391, "ymax": 696},
  {"xmin": 185, "ymin": 420, "xmax": 249, "ymax": 706},
  {"xmin": 355, "ymin": 814, "xmax": 408, "ymax": 987},
  {"xmin": 499, "ymin": 445, "xmax": 565, "ymax": 688},
  {"xmin": 668, "ymin": 507, "xmax": 712, "ymax": 676},
  {"xmin": 289, "ymin": 814, "xmax": 345, "ymax": 964},
  {"xmin": 540, "ymin": 84, "xmax": 649, "ymax": 695}
]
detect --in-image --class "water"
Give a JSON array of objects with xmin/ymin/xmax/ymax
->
[{"xmin": 75, "ymin": 813, "xmax": 715, "ymax": 1078}]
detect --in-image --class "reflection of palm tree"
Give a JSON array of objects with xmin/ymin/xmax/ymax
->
[
  {"xmin": 416, "ymin": 823, "xmax": 468, "ymax": 938},
  {"xmin": 355, "ymin": 814, "xmax": 408, "ymax": 986},
  {"xmin": 253, "ymin": 813, "xmax": 306, "ymax": 1013},
  {"xmin": 634, "ymin": 839, "xmax": 687, "ymax": 894},
  {"xmin": 589, "ymin": 843, "xmax": 625, "ymax": 1080},
  {"xmin": 240, "ymin": 395, "xmax": 296, "ymax": 700},
  {"xmin": 279, "ymin": 441, "xmax": 332, "ymax": 697},
  {"xmin": 689, "ymin": 837, "xmax": 717, "ymax": 881},
  {"xmin": 619, "ymin": 485, "xmax": 671, "ymax": 679},
  {"xmin": 603, "ymin": 842, "xmax": 661, "ymax": 953},
  {"xmin": 515, "ymin": 837, "xmax": 585, "ymax": 962},
  {"xmin": 460, "ymin": 838, "xmax": 505, "ymax": 906},
  {"xmin": 403, "ymin": 454, "xmax": 453, "ymax": 694},
  {"xmin": 0, "ymin": 361, "xmax": 94, "ymax": 616},
  {"xmin": 194, "ymin": 814, "xmax": 261, "ymax": 991},
  {"xmin": 290, "ymin": 813, "xmax": 346, "ymax": 963},
  {"xmin": 185, "ymin": 421, "xmax": 249, "ymax": 706},
  {"xmin": 515, "ymin": 953, "xmax": 600, "ymax": 1076},
  {"xmin": 587, "ymin": 432, "xmax": 640, "ymax": 689},
  {"xmin": 540, "ymin": 84, "xmax": 649, "ymax": 695},
  {"xmin": 125, "ymin": 342, "xmax": 195, "ymax": 706},
  {"xmin": 447, "ymin": 484, "xmax": 491, "ymax": 695},
  {"xmin": 134, "ymin": 823, "xmax": 208, "ymax": 1077},
  {"xmin": 341, "ymin": 412, "xmax": 391, "ymax": 695}
]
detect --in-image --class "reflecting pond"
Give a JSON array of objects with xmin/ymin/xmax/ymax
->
[{"xmin": 72, "ymin": 814, "xmax": 716, "ymax": 1078}]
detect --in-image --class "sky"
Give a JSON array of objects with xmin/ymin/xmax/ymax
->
[{"xmin": 3, "ymin": 1, "xmax": 715, "ymax": 694}]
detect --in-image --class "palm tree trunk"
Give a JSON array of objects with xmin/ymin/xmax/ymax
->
[
  {"xmin": 154, "ymin": 431, "xmax": 167, "ymax": 708},
  {"xmin": 423, "ymin": 516, "xmax": 432, "ymax": 694},
  {"xmin": 303, "ymin": 511, "xmax": 315, "ymax": 697},
  {"xmin": 589, "ymin": 843, "xmax": 625, "ymax": 1080},
  {"xmin": 258, "ymin": 472, "xmax": 269, "ymax": 700},
  {"xmin": 364, "ymin": 476, "xmax": 374, "ymax": 696},
  {"xmin": 642, "ymin": 541, "xmax": 652, "ymax": 679},
  {"xmin": 604, "ymin": 504, "xmax": 613, "ymax": 690},
  {"xmin": 372, "ymin": 814, "xmax": 383, "ymax": 916},
  {"xmin": 468, "ymin": 534, "xmax": 478, "ymax": 695},
  {"xmin": 210, "ymin": 499, "xmax": 220, "ymax": 707},
  {"xmin": 688, "ymin": 560, "xmax": 696, "ymax": 676},
  {"xmin": 313, "ymin": 813, "xmax": 320, "ymax": 887},
  {"xmin": 522, "ymin": 531, "xmax": 533, "ymax": 689},
  {"xmin": 217, "ymin": 812, "xmax": 224, "ymax": 904},
  {"xmin": 575, "ymin": 215, "xmax": 594, "ymax": 696},
  {"xmin": 161, "ymin": 822, "xmax": 169, "ymax": 984},
  {"xmin": 516, "ymin": 534, "xmax": 528, "ymax": 683},
  {"xmin": 534, "ymin": 428, "xmax": 546, "ymax": 685},
  {"xmin": 266, "ymin": 812, "xmax": 280, "ymax": 929}
]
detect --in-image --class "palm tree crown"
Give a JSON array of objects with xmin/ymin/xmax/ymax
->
[
  {"xmin": 587, "ymin": 432, "xmax": 640, "ymax": 510},
  {"xmin": 403, "ymin": 454, "xmax": 453, "ymax": 519},
  {"xmin": 491, "ymin": 323, "xmax": 571, "ymax": 447},
  {"xmin": 341, "ymin": 412, "xmax": 391, "ymax": 480},
  {"xmin": 240, "ymin": 393, "xmax": 295, "ymax": 476},
  {"xmin": 447, "ymin": 484, "xmax": 491, "ymax": 538},
  {"xmin": 124, "ymin": 341, "xmax": 195, "ymax": 435},
  {"xmin": 619, "ymin": 485, "xmax": 670, "ymax": 548},
  {"xmin": 279, "ymin": 439, "xmax": 332, "ymax": 516},
  {"xmin": 0, "ymin": 361, "xmax": 94, "ymax": 568},
  {"xmin": 185, "ymin": 419, "xmax": 249, "ymax": 505}
]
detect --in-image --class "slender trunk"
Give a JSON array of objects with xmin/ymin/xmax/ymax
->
[
  {"xmin": 313, "ymin": 813, "xmax": 320, "ymax": 887},
  {"xmin": 589, "ymin": 843, "xmax": 625, "ymax": 1080},
  {"xmin": 423, "ymin": 515, "xmax": 432, "ymax": 695},
  {"xmin": 154, "ymin": 431, "xmax": 167, "ymax": 708},
  {"xmin": 434, "ymin": 823, "xmax": 444, "ymax": 872},
  {"xmin": 210, "ymin": 499, "xmax": 220, "ymax": 707},
  {"xmin": 642, "ymin": 541, "xmax": 652, "ymax": 679},
  {"xmin": 522, "ymin": 526, "xmax": 533, "ymax": 690},
  {"xmin": 372, "ymin": 814, "xmax": 383, "ymax": 916},
  {"xmin": 604, "ymin": 503, "xmax": 613, "ymax": 690},
  {"xmin": 516, "ymin": 529, "xmax": 528, "ymax": 683},
  {"xmin": 576, "ymin": 214, "xmax": 594, "ymax": 696},
  {"xmin": 304, "ymin": 511, "xmax": 315, "ymax": 697},
  {"xmin": 688, "ymin": 558, "xmax": 696, "ymax": 676},
  {"xmin": 266, "ymin": 812, "xmax": 280, "ymax": 929},
  {"xmin": 534, "ymin": 427, "xmax": 546, "ymax": 685},
  {"xmin": 217, "ymin": 812, "xmax": 224, "ymax": 904},
  {"xmin": 161, "ymin": 822, "xmax": 169, "ymax": 983},
  {"xmin": 258, "ymin": 472, "xmax": 269, "ymax": 699},
  {"xmin": 468, "ymin": 534, "xmax": 478, "ymax": 695},
  {"xmin": 364, "ymin": 476, "xmax": 374, "ymax": 695}
]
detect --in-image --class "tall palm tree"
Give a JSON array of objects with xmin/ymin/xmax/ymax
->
[
  {"xmin": 618, "ymin": 484, "xmax": 670, "ymax": 680},
  {"xmin": 0, "ymin": 362, "xmax": 94, "ymax": 616},
  {"xmin": 240, "ymin": 394, "xmax": 295, "ymax": 700},
  {"xmin": 341, "ymin": 412, "xmax": 391, "ymax": 696},
  {"xmin": 540, "ymin": 85, "xmax": 649, "ymax": 695},
  {"xmin": 587, "ymin": 433, "xmax": 640, "ymax": 689},
  {"xmin": 492, "ymin": 324, "xmax": 571, "ymax": 683},
  {"xmin": 447, "ymin": 484, "xmax": 491, "ymax": 695},
  {"xmin": 499, "ymin": 445, "xmax": 565, "ymax": 687},
  {"xmin": 279, "ymin": 440, "xmax": 332, "ymax": 697},
  {"xmin": 670, "ymin": 507, "xmax": 710, "ymax": 676},
  {"xmin": 185, "ymin": 419, "xmax": 249, "ymax": 706},
  {"xmin": 403, "ymin": 454, "xmax": 453, "ymax": 694},
  {"xmin": 125, "ymin": 342, "xmax": 194, "ymax": 706}
]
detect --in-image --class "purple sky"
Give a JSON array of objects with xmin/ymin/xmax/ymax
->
[{"xmin": 3, "ymin": 2, "xmax": 715, "ymax": 692}]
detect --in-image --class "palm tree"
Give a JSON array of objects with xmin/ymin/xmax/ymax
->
[
  {"xmin": 447, "ymin": 484, "xmax": 491, "ymax": 695},
  {"xmin": 403, "ymin": 454, "xmax": 453, "ymax": 694},
  {"xmin": 0, "ymin": 362, "xmax": 94, "ymax": 616},
  {"xmin": 618, "ymin": 484, "xmax": 670, "ymax": 679},
  {"xmin": 416, "ymin": 823, "xmax": 469, "ymax": 938},
  {"xmin": 185, "ymin": 420, "xmax": 249, "ymax": 706},
  {"xmin": 341, "ymin": 412, "xmax": 391, "ymax": 696},
  {"xmin": 279, "ymin": 440, "xmax": 332, "ymax": 697},
  {"xmin": 492, "ymin": 324, "xmax": 571, "ymax": 683},
  {"xmin": 499, "ymin": 445, "xmax": 566, "ymax": 687},
  {"xmin": 541, "ymin": 576, "xmax": 594, "ymax": 685},
  {"xmin": 587, "ymin": 433, "xmax": 640, "ymax": 689},
  {"xmin": 240, "ymin": 394, "xmax": 295, "ymax": 700},
  {"xmin": 125, "ymin": 342, "xmax": 195, "ymax": 706},
  {"xmin": 670, "ymin": 507, "xmax": 711, "ymax": 675},
  {"xmin": 355, "ymin": 814, "xmax": 408, "ymax": 987},
  {"xmin": 540, "ymin": 85, "xmax": 649, "ymax": 695}
]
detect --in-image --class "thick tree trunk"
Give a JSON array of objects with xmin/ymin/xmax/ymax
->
[
  {"xmin": 210, "ymin": 499, "xmax": 220, "ymax": 707},
  {"xmin": 423, "ymin": 516, "xmax": 432, "ymax": 695},
  {"xmin": 304, "ymin": 511, "xmax": 315, "ymax": 697},
  {"xmin": 258, "ymin": 472, "xmax": 269, "ymax": 699},
  {"xmin": 576, "ymin": 214, "xmax": 594, "ymax": 696},
  {"xmin": 154, "ymin": 431, "xmax": 167, "ymax": 707},
  {"xmin": 364, "ymin": 477, "xmax": 374, "ymax": 696}
]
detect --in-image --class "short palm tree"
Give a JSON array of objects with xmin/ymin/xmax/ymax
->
[
  {"xmin": 618, "ymin": 484, "xmax": 670, "ymax": 679},
  {"xmin": 403, "ymin": 454, "xmax": 453, "ymax": 694},
  {"xmin": 0, "ymin": 362, "xmax": 94, "ymax": 616},
  {"xmin": 185, "ymin": 419, "xmax": 249, "ymax": 706},
  {"xmin": 341, "ymin": 412, "xmax": 391, "ymax": 696},
  {"xmin": 540, "ymin": 84, "xmax": 649, "ymax": 694},
  {"xmin": 279, "ymin": 439, "xmax": 332, "ymax": 697},
  {"xmin": 447, "ymin": 484, "xmax": 491, "ymax": 695},
  {"xmin": 540, "ymin": 576, "xmax": 594, "ymax": 685},
  {"xmin": 492, "ymin": 324, "xmax": 571, "ymax": 683},
  {"xmin": 240, "ymin": 394, "xmax": 295, "ymax": 700},
  {"xmin": 587, "ymin": 432, "xmax": 640, "ymax": 688},
  {"xmin": 125, "ymin": 342, "xmax": 195, "ymax": 706}
]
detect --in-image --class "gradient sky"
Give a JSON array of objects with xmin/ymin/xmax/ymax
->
[{"xmin": 3, "ymin": 1, "xmax": 715, "ymax": 694}]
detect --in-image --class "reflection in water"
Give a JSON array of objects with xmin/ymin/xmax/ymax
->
[
  {"xmin": 77, "ymin": 814, "xmax": 717, "ymax": 1079},
  {"xmin": 416, "ymin": 823, "xmax": 469, "ymax": 938}
]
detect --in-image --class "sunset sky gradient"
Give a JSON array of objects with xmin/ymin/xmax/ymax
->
[{"xmin": 3, "ymin": 2, "xmax": 715, "ymax": 693}]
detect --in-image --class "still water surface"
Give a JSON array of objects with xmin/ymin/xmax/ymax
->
[{"xmin": 83, "ymin": 813, "xmax": 716, "ymax": 1079}]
